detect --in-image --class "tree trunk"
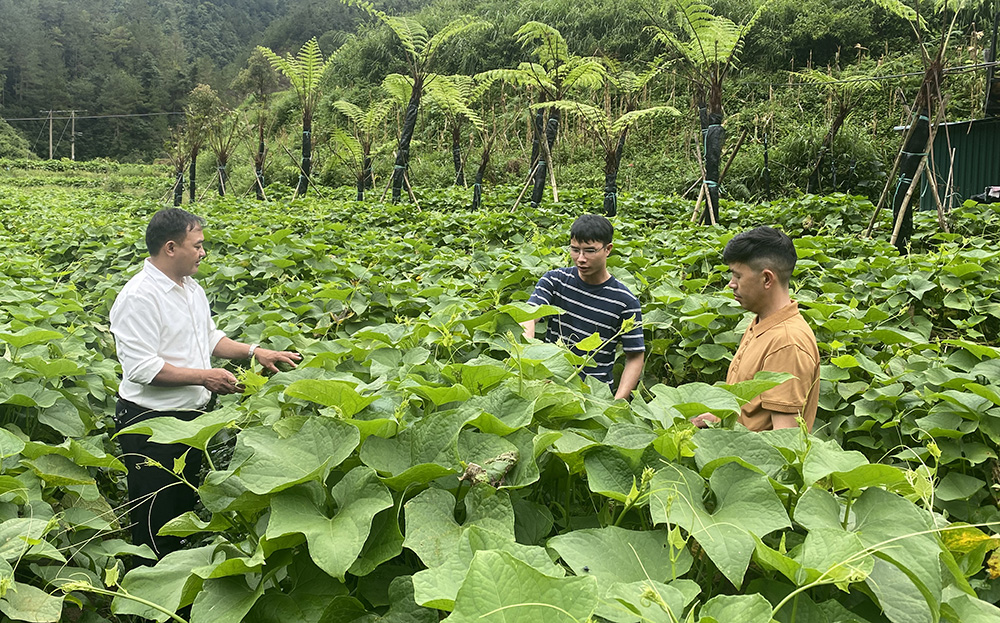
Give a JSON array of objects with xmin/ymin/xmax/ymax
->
[
  {"xmin": 698, "ymin": 106, "xmax": 724, "ymax": 225},
  {"xmin": 188, "ymin": 151, "xmax": 197, "ymax": 203},
  {"xmin": 530, "ymin": 108, "xmax": 559, "ymax": 209},
  {"xmin": 217, "ymin": 162, "xmax": 227, "ymax": 196},
  {"xmin": 173, "ymin": 171, "xmax": 184, "ymax": 206},
  {"xmin": 891, "ymin": 108, "xmax": 930, "ymax": 254},
  {"xmin": 530, "ymin": 107, "xmax": 544, "ymax": 166},
  {"xmin": 296, "ymin": 110, "xmax": 312, "ymax": 197},
  {"xmin": 604, "ymin": 130, "xmax": 628, "ymax": 217},
  {"xmin": 392, "ymin": 77, "xmax": 423, "ymax": 204},
  {"xmin": 472, "ymin": 141, "xmax": 492, "ymax": 210},
  {"xmin": 452, "ymin": 122, "xmax": 465, "ymax": 186},
  {"xmin": 808, "ymin": 106, "xmax": 850, "ymax": 193},
  {"xmin": 254, "ymin": 131, "xmax": 266, "ymax": 200}
]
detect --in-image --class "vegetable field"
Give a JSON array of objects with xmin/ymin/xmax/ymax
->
[{"xmin": 1, "ymin": 180, "xmax": 999, "ymax": 623}]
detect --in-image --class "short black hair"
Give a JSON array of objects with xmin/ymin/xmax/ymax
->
[
  {"xmin": 569, "ymin": 214, "xmax": 613, "ymax": 245},
  {"xmin": 722, "ymin": 226, "xmax": 797, "ymax": 285},
  {"xmin": 145, "ymin": 208, "xmax": 205, "ymax": 256}
]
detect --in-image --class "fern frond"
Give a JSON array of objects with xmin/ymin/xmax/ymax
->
[
  {"xmin": 868, "ymin": 0, "xmax": 923, "ymax": 28},
  {"xmin": 332, "ymin": 100, "xmax": 365, "ymax": 125},
  {"xmin": 385, "ymin": 16, "xmax": 427, "ymax": 60},
  {"xmin": 423, "ymin": 16, "xmax": 489, "ymax": 66},
  {"xmin": 330, "ymin": 126, "xmax": 363, "ymax": 165},
  {"xmin": 561, "ymin": 58, "xmax": 607, "ymax": 92},
  {"xmin": 611, "ymin": 105, "xmax": 682, "ymax": 134},
  {"xmin": 516, "ymin": 21, "xmax": 570, "ymax": 70},
  {"xmin": 382, "ymin": 73, "xmax": 414, "ymax": 105},
  {"xmin": 533, "ymin": 99, "xmax": 613, "ymax": 139},
  {"xmin": 364, "ymin": 99, "xmax": 397, "ymax": 133}
]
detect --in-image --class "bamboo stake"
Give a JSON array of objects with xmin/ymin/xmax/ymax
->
[
  {"xmin": 720, "ymin": 127, "xmax": 749, "ymax": 183},
  {"xmin": 691, "ymin": 184, "xmax": 706, "ymax": 222},
  {"xmin": 403, "ymin": 172, "xmax": 421, "ymax": 211},
  {"xmin": 864, "ymin": 111, "xmax": 923, "ymax": 238},
  {"xmin": 539, "ymin": 128, "xmax": 559, "ymax": 203},
  {"xmin": 511, "ymin": 159, "xmax": 542, "ymax": 213},
  {"xmin": 693, "ymin": 143, "xmax": 716, "ymax": 225},
  {"xmin": 940, "ymin": 147, "xmax": 956, "ymax": 233},
  {"xmin": 889, "ymin": 105, "xmax": 946, "ymax": 246}
]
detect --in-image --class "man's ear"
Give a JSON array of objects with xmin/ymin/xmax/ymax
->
[
  {"xmin": 163, "ymin": 240, "xmax": 176, "ymax": 256},
  {"xmin": 606, "ymin": 242, "xmax": 613, "ymax": 254},
  {"xmin": 761, "ymin": 268, "xmax": 776, "ymax": 288}
]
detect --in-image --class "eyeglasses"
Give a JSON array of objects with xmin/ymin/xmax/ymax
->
[{"xmin": 568, "ymin": 245, "xmax": 607, "ymax": 257}]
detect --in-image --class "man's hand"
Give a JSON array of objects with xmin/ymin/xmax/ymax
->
[
  {"xmin": 253, "ymin": 348, "xmax": 302, "ymax": 373},
  {"xmin": 690, "ymin": 412, "xmax": 721, "ymax": 428},
  {"xmin": 201, "ymin": 368, "xmax": 243, "ymax": 394}
]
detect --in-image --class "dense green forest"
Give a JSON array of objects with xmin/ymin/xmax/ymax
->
[{"xmin": 0, "ymin": 0, "xmax": 997, "ymax": 201}]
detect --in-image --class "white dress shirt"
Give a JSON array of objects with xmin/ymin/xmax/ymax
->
[{"xmin": 110, "ymin": 259, "xmax": 226, "ymax": 411}]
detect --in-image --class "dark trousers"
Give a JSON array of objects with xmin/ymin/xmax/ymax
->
[{"xmin": 115, "ymin": 398, "xmax": 206, "ymax": 562}]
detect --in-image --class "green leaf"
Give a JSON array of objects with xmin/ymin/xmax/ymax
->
[
  {"xmin": 802, "ymin": 438, "xmax": 869, "ymax": 485},
  {"xmin": 443, "ymin": 550, "xmax": 598, "ymax": 623},
  {"xmin": 576, "ymin": 332, "xmax": 604, "ymax": 352},
  {"xmin": 0, "ymin": 328, "xmax": 63, "ymax": 348},
  {"xmin": 498, "ymin": 303, "xmax": 563, "ymax": 323},
  {"xmin": 0, "ymin": 582, "xmax": 63, "ymax": 623},
  {"xmin": 190, "ymin": 575, "xmax": 266, "ymax": 623},
  {"xmin": 935, "ymin": 472, "xmax": 986, "ymax": 502},
  {"xmin": 720, "ymin": 371, "xmax": 795, "ymax": 404},
  {"xmin": 234, "ymin": 417, "xmax": 360, "ymax": 495},
  {"xmin": 360, "ymin": 409, "xmax": 468, "ymax": 489},
  {"xmin": 117, "ymin": 407, "xmax": 238, "ymax": 452},
  {"xmin": 0, "ymin": 428, "xmax": 25, "ymax": 458},
  {"xmin": 649, "ymin": 462, "xmax": 790, "ymax": 588},
  {"xmin": 547, "ymin": 526, "xmax": 694, "ymax": 593},
  {"xmin": 377, "ymin": 576, "xmax": 438, "ymax": 622},
  {"xmin": 693, "ymin": 428, "xmax": 788, "ymax": 479},
  {"xmin": 114, "ymin": 545, "xmax": 218, "ymax": 620},
  {"xmin": 698, "ymin": 594, "xmax": 773, "ymax": 623},
  {"xmin": 265, "ymin": 467, "xmax": 392, "ymax": 580},
  {"xmin": 21, "ymin": 453, "xmax": 94, "ymax": 486},
  {"xmin": 285, "ymin": 379, "xmax": 376, "ymax": 417},
  {"xmin": 601, "ymin": 579, "xmax": 699, "ymax": 623}
]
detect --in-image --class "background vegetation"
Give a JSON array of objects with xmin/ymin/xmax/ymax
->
[{"xmin": 1, "ymin": 0, "xmax": 997, "ymax": 203}]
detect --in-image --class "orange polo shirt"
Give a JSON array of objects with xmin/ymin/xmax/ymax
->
[{"xmin": 726, "ymin": 302, "xmax": 820, "ymax": 431}]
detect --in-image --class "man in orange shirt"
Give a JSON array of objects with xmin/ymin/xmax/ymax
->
[{"xmin": 692, "ymin": 227, "xmax": 820, "ymax": 431}]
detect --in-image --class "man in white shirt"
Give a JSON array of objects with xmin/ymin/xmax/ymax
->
[{"xmin": 111, "ymin": 208, "xmax": 300, "ymax": 560}]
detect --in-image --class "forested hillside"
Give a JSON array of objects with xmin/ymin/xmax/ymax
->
[{"xmin": 0, "ymin": 0, "xmax": 996, "ymax": 203}]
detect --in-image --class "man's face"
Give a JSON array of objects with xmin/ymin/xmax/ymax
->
[
  {"xmin": 168, "ymin": 226, "xmax": 206, "ymax": 277},
  {"xmin": 569, "ymin": 237, "xmax": 611, "ymax": 279},
  {"xmin": 727, "ymin": 261, "xmax": 767, "ymax": 313}
]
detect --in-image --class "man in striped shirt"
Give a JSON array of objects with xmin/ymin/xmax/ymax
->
[{"xmin": 521, "ymin": 214, "xmax": 645, "ymax": 399}]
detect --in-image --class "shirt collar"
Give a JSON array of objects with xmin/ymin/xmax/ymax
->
[
  {"xmin": 751, "ymin": 301, "xmax": 799, "ymax": 336},
  {"xmin": 143, "ymin": 258, "xmax": 189, "ymax": 293}
]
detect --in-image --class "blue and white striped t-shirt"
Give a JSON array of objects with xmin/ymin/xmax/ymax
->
[{"xmin": 528, "ymin": 267, "xmax": 645, "ymax": 385}]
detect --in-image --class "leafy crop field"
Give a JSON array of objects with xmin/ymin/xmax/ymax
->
[{"xmin": 1, "ymin": 179, "xmax": 999, "ymax": 623}]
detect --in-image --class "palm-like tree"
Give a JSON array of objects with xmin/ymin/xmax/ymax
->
[
  {"xmin": 257, "ymin": 38, "xmax": 337, "ymax": 198},
  {"xmin": 341, "ymin": 0, "xmax": 488, "ymax": 203},
  {"xmin": 481, "ymin": 21, "xmax": 606, "ymax": 208},
  {"xmin": 184, "ymin": 84, "xmax": 221, "ymax": 203},
  {"xmin": 207, "ymin": 111, "xmax": 240, "ymax": 197},
  {"xmin": 796, "ymin": 68, "xmax": 880, "ymax": 192},
  {"xmin": 330, "ymin": 97, "xmax": 396, "ymax": 201},
  {"xmin": 424, "ymin": 74, "xmax": 495, "ymax": 187},
  {"xmin": 537, "ymin": 62, "xmax": 681, "ymax": 216},
  {"xmin": 649, "ymin": 0, "xmax": 771, "ymax": 224},
  {"xmin": 232, "ymin": 49, "xmax": 279, "ymax": 200}
]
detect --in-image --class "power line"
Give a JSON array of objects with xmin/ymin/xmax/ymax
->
[{"xmin": 3, "ymin": 111, "xmax": 184, "ymax": 122}]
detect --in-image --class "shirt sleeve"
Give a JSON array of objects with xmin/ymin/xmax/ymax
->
[
  {"xmin": 759, "ymin": 344, "xmax": 818, "ymax": 413},
  {"xmin": 527, "ymin": 271, "xmax": 557, "ymax": 306},
  {"xmin": 110, "ymin": 290, "xmax": 166, "ymax": 385},
  {"xmin": 620, "ymin": 298, "xmax": 645, "ymax": 352}
]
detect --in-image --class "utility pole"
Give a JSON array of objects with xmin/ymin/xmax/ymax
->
[{"xmin": 41, "ymin": 110, "xmax": 85, "ymax": 159}]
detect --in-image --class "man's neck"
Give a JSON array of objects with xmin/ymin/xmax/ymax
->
[
  {"xmin": 579, "ymin": 268, "xmax": 611, "ymax": 285},
  {"xmin": 755, "ymin": 293, "xmax": 792, "ymax": 322},
  {"xmin": 148, "ymin": 256, "xmax": 185, "ymax": 288}
]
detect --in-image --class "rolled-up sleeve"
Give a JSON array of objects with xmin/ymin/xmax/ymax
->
[{"xmin": 110, "ymin": 291, "xmax": 165, "ymax": 385}]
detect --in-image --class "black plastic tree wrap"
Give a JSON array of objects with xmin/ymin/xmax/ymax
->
[
  {"xmin": 297, "ymin": 128, "xmax": 311, "ymax": 196},
  {"xmin": 392, "ymin": 82, "xmax": 422, "ymax": 204},
  {"xmin": 891, "ymin": 109, "xmax": 930, "ymax": 254},
  {"xmin": 472, "ymin": 149, "xmax": 491, "ymax": 210},
  {"xmin": 530, "ymin": 108, "xmax": 559, "ymax": 208},
  {"xmin": 699, "ymin": 107, "xmax": 724, "ymax": 225},
  {"xmin": 604, "ymin": 133, "xmax": 627, "ymax": 217}
]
